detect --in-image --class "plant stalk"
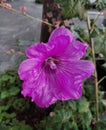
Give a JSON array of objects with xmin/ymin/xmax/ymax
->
[
  {"xmin": 86, "ymin": 13, "xmax": 99, "ymax": 121},
  {"xmin": 0, "ymin": 3, "xmax": 54, "ymax": 27}
]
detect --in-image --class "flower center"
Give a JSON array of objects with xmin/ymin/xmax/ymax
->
[{"xmin": 45, "ymin": 57, "xmax": 59, "ymax": 70}]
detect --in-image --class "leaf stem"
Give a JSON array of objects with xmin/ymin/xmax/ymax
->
[{"xmin": 97, "ymin": 76, "xmax": 106, "ymax": 85}]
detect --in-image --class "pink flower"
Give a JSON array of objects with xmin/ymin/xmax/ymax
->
[
  {"xmin": 18, "ymin": 27, "xmax": 94, "ymax": 108},
  {"xmin": 20, "ymin": 6, "xmax": 27, "ymax": 14}
]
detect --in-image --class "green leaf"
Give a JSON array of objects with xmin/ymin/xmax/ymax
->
[
  {"xmin": 90, "ymin": 27, "xmax": 99, "ymax": 38},
  {"xmin": 9, "ymin": 87, "xmax": 20, "ymax": 96},
  {"xmin": 81, "ymin": 110, "xmax": 92, "ymax": 128},
  {"xmin": 1, "ymin": 87, "xmax": 20, "ymax": 99},
  {"xmin": 78, "ymin": 98, "xmax": 89, "ymax": 113},
  {"xmin": 101, "ymin": 100, "xmax": 106, "ymax": 106},
  {"xmin": 0, "ymin": 75, "xmax": 10, "ymax": 81},
  {"xmin": 1, "ymin": 91, "xmax": 10, "ymax": 99},
  {"xmin": 0, "ymin": 125, "xmax": 7, "ymax": 130}
]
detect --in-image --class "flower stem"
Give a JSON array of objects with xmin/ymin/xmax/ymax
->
[
  {"xmin": 90, "ymin": 11, "xmax": 103, "ymax": 33},
  {"xmin": 86, "ymin": 13, "xmax": 99, "ymax": 121},
  {"xmin": 0, "ymin": 3, "xmax": 54, "ymax": 27}
]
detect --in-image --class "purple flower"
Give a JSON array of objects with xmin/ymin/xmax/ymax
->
[{"xmin": 18, "ymin": 27, "xmax": 94, "ymax": 108}]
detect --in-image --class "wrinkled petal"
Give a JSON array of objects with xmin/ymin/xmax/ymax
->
[
  {"xmin": 70, "ymin": 40, "xmax": 88, "ymax": 59},
  {"xmin": 18, "ymin": 58, "xmax": 42, "ymax": 80},
  {"xmin": 54, "ymin": 69, "xmax": 83, "ymax": 100},
  {"xmin": 44, "ymin": 67, "xmax": 82, "ymax": 100},
  {"xmin": 26, "ymin": 43, "xmax": 54, "ymax": 59},
  {"xmin": 49, "ymin": 35, "xmax": 70, "ymax": 56},
  {"xmin": 26, "ymin": 43, "xmax": 44, "ymax": 59},
  {"xmin": 49, "ymin": 27, "xmax": 74, "ymax": 43},
  {"xmin": 51, "ymin": 60, "xmax": 94, "ymax": 100},
  {"xmin": 70, "ymin": 60, "xmax": 95, "ymax": 78},
  {"xmin": 59, "ymin": 60, "xmax": 95, "ymax": 79},
  {"xmin": 21, "ymin": 69, "xmax": 57, "ymax": 108},
  {"xmin": 26, "ymin": 35, "xmax": 71, "ymax": 60},
  {"xmin": 59, "ymin": 40, "xmax": 88, "ymax": 60}
]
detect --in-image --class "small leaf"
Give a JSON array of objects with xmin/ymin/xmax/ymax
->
[
  {"xmin": 101, "ymin": 100, "xmax": 106, "ymax": 106},
  {"xmin": 90, "ymin": 28, "xmax": 99, "ymax": 38},
  {"xmin": 78, "ymin": 98, "xmax": 89, "ymax": 113},
  {"xmin": 9, "ymin": 87, "xmax": 20, "ymax": 96},
  {"xmin": 1, "ymin": 91, "xmax": 10, "ymax": 99}
]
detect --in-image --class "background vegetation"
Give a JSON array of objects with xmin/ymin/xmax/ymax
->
[{"xmin": 0, "ymin": 0, "xmax": 106, "ymax": 129}]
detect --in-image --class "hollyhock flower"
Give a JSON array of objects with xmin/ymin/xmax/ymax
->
[{"xmin": 18, "ymin": 27, "xmax": 94, "ymax": 108}]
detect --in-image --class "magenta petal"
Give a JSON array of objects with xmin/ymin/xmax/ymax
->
[
  {"xmin": 49, "ymin": 27, "xmax": 74, "ymax": 43},
  {"xmin": 54, "ymin": 70, "xmax": 83, "ymax": 100},
  {"xmin": 70, "ymin": 60, "xmax": 95, "ymax": 78},
  {"xmin": 21, "ymin": 81, "xmax": 33, "ymax": 97},
  {"xmin": 18, "ymin": 58, "xmax": 41, "ymax": 80},
  {"xmin": 26, "ymin": 43, "xmax": 54, "ymax": 59},
  {"xmin": 60, "ymin": 60, "xmax": 94, "ymax": 79},
  {"xmin": 52, "ymin": 60, "xmax": 94, "ymax": 100},
  {"xmin": 21, "ymin": 70, "xmax": 57, "ymax": 108},
  {"xmin": 71, "ymin": 40, "xmax": 88, "ymax": 59},
  {"xmin": 49, "ymin": 35, "xmax": 70, "ymax": 56},
  {"xmin": 59, "ymin": 40, "xmax": 88, "ymax": 60},
  {"xmin": 26, "ymin": 43, "xmax": 44, "ymax": 59}
]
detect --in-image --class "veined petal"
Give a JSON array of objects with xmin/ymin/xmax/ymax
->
[
  {"xmin": 26, "ymin": 43, "xmax": 54, "ymax": 59},
  {"xmin": 59, "ymin": 60, "xmax": 95, "ymax": 79},
  {"xmin": 49, "ymin": 27, "xmax": 74, "ymax": 43},
  {"xmin": 18, "ymin": 58, "xmax": 41, "ymax": 80},
  {"xmin": 54, "ymin": 69, "xmax": 83, "ymax": 100},
  {"xmin": 21, "ymin": 81, "xmax": 33, "ymax": 97},
  {"xmin": 71, "ymin": 40, "xmax": 88, "ymax": 59},
  {"xmin": 70, "ymin": 60, "xmax": 95, "ymax": 78},
  {"xmin": 59, "ymin": 40, "xmax": 88, "ymax": 60},
  {"xmin": 51, "ymin": 60, "xmax": 94, "ymax": 100},
  {"xmin": 26, "ymin": 43, "xmax": 44, "ymax": 59},
  {"xmin": 49, "ymin": 35, "xmax": 70, "ymax": 56},
  {"xmin": 21, "ymin": 69, "xmax": 57, "ymax": 108}
]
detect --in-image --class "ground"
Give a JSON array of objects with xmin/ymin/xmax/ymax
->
[{"xmin": 0, "ymin": 0, "xmax": 42, "ymax": 73}]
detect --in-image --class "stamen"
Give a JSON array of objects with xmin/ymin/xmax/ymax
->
[{"xmin": 45, "ymin": 57, "xmax": 59, "ymax": 70}]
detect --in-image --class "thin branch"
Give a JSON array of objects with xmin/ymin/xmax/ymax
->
[
  {"xmin": 86, "ymin": 13, "xmax": 99, "ymax": 121},
  {"xmin": 97, "ymin": 76, "xmax": 106, "ymax": 85},
  {"xmin": 90, "ymin": 11, "xmax": 103, "ymax": 33},
  {"xmin": 0, "ymin": 3, "xmax": 54, "ymax": 27}
]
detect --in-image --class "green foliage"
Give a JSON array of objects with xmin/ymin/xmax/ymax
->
[
  {"xmin": 0, "ymin": 120, "xmax": 32, "ymax": 130},
  {"xmin": 0, "ymin": 69, "xmax": 32, "ymax": 130},
  {"xmin": 55, "ymin": 0, "xmax": 106, "ymax": 19},
  {"xmin": 96, "ymin": 0, "xmax": 106, "ymax": 11},
  {"xmin": 55, "ymin": 0, "xmax": 87, "ymax": 20},
  {"xmin": 72, "ymin": 25, "xmax": 106, "ymax": 61},
  {"xmin": 1, "ymin": 69, "xmax": 106, "ymax": 129},
  {"xmin": 36, "ymin": 0, "xmax": 106, "ymax": 19},
  {"xmin": 90, "ymin": 26, "xmax": 106, "ymax": 58}
]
